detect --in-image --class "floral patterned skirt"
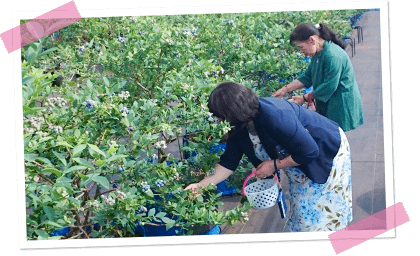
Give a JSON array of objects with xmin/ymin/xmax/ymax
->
[{"xmin": 285, "ymin": 127, "xmax": 352, "ymax": 232}]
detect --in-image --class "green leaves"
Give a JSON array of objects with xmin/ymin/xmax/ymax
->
[
  {"xmin": 92, "ymin": 175, "xmax": 110, "ymax": 189},
  {"xmin": 64, "ymin": 165, "xmax": 88, "ymax": 174},
  {"xmin": 72, "ymin": 144, "xmax": 87, "ymax": 157},
  {"xmin": 53, "ymin": 151, "xmax": 67, "ymax": 167},
  {"xmin": 43, "ymin": 206, "xmax": 55, "ymax": 221},
  {"xmin": 72, "ymin": 157, "xmax": 95, "ymax": 170},
  {"xmin": 106, "ymin": 154, "xmax": 127, "ymax": 162},
  {"xmin": 88, "ymin": 143, "xmax": 106, "ymax": 157}
]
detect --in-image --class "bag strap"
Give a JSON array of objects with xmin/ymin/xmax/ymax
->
[
  {"xmin": 242, "ymin": 165, "xmax": 279, "ymax": 196},
  {"xmin": 307, "ymin": 92, "xmax": 315, "ymax": 111}
]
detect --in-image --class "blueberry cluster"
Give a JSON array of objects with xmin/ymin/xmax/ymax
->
[
  {"xmin": 235, "ymin": 42, "xmax": 243, "ymax": 48},
  {"xmin": 141, "ymin": 182, "xmax": 151, "ymax": 192},
  {"xmin": 118, "ymin": 36, "xmax": 127, "ymax": 43},
  {"xmin": 155, "ymin": 179, "xmax": 166, "ymax": 188},
  {"xmin": 117, "ymin": 166, "xmax": 124, "ymax": 172},
  {"xmin": 265, "ymin": 73, "xmax": 275, "ymax": 80},
  {"xmin": 85, "ymin": 100, "xmax": 95, "ymax": 111},
  {"xmin": 296, "ymin": 52, "xmax": 302, "ymax": 58},
  {"xmin": 227, "ymin": 19, "xmax": 234, "ymax": 25},
  {"xmin": 182, "ymin": 28, "xmax": 196, "ymax": 36},
  {"xmin": 112, "ymin": 182, "xmax": 119, "ymax": 189},
  {"xmin": 119, "ymin": 107, "xmax": 129, "ymax": 117},
  {"xmin": 78, "ymin": 47, "xmax": 84, "ymax": 54},
  {"xmin": 136, "ymin": 205, "xmax": 147, "ymax": 214},
  {"xmin": 169, "ymin": 189, "xmax": 182, "ymax": 195},
  {"xmin": 138, "ymin": 31, "xmax": 145, "ymax": 35},
  {"xmin": 174, "ymin": 52, "xmax": 179, "ymax": 56},
  {"xmin": 147, "ymin": 154, "xmax": 158, "ymax": 164}
]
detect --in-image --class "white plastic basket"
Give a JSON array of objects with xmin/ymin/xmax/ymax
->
[
  {"xmin": 242, "ymin": 168, "xmax": 279, "ymax": 210},
  {"xmin": 244, "ymin": 179, "xmax": 278, "ymax": 209}
]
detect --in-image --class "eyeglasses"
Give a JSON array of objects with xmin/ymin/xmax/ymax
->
[{"xmin": 213, "ymin": 116, "xmax": 225, "ymax": 123}]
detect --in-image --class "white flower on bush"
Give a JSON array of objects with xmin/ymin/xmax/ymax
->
[
  {"xmin": 26, "ymin": 116, "xmax": 45, "ymax": 131},
  {"xmin": 49, "ymin": 125, "xmax": 63, "ymax": 134},
  {"xmin": 118, "ymin": 91, "xmax": 130, "ymax": 100},
  {"xmin": 155, "ymin": 140, "xmax": 167, "ymax": 149},
  {"xmin": 235, "ymin": 42, "xmax": 243, "ymax": 48},
  {"xmin": 33, "ymin": 175, "xmax": 40, "ymax": 182},
  {"xmin": 87, "ymin": 200, "xmax": 100, "ymax": 208},
  {"xmin": 222, "ymin": 126, "xmax": 231, "ymax": 134},
  {"xmin": 115, "ymin": 190, "xmax": 127, "ymax": 199},
  {"xmin": 61, "ymin": 190, "xmax": 69, "ymax": 198},
  {"xmin": 46, "ymin": 97, "xmax": 67, "ymax": 109},
  {"xmin": 161, "ymin": 123, "xmax": 171, "ymax": 132},
  {"xmin": 180, "ymin": 83, "xmax": 192, "ymax": 91},
  {"xmin": 108, "ymin": 140, "xmax": 118, "ymax": 148}
]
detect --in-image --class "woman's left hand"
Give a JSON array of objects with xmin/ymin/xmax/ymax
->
[
  {"xmin": 255, "ymin": 160, "xmax": 276, "ymax": 179},
  {"xmin": 290, "ymin": 95, "xmax": 305, "ymax": 105}
]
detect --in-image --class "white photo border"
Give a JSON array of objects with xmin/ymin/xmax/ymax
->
[{"xmin": 12, "ymin": 0, "xmax": 393, "ymax": 250}]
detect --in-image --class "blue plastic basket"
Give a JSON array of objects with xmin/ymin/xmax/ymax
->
[
  {"xmin": 202, "ymin": 225, "xmax": 221, "ymax": 235},
  {"xmin": 217, "ymin": 179, "xmax": 237, "ymax": 196}
]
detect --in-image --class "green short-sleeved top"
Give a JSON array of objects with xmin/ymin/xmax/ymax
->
[{"xmin": 298, "ymin": 41, "xmax": 364, "ymax": 131}]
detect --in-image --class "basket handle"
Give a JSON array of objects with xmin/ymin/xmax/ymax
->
[{"xmin": 242, "ymin": 165, "xmax": 279, "ymax": 196}]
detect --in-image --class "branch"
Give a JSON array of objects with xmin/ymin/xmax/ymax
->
[
  {"xmin": 133, "ymin": 75, "xmax": 152, "ymax": 97},
  {"xmin": 67, "ymin": 231, "xmax": 84, "ymax": 239},
  {"xmin": 98, "ymin": 188, "xmax": 118, "ymax": 196}
]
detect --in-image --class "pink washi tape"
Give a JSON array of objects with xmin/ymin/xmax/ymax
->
[
  {"xmin": 329, "ymin": 202, "xmax": 410, "ymax": 254},
  {"xmin": 0, "ymin": 1, "xmax": 81, "ymax": 53}
]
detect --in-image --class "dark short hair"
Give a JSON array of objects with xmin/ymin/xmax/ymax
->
[
  {"xmin": 208, "ymin": 82, "xmax": 259, "ymax": 126},
  {"xmin": 290, "ymin": 23, "xmax": 345, "ymax": 49}
]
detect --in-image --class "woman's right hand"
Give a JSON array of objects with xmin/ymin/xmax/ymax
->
[
  {"xmin": 184, "ymin": 183, "xmax": 202, "ymax": 195},
  {"xmin": 272, "ymin": 87, "xmax": 287, "ymax": 98}
]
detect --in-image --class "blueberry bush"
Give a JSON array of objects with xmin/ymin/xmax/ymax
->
[{"xmin": 22, "ymin": 9, "xmax": 363, "ymax": 240}]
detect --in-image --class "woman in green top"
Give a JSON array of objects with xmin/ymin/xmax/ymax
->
[{"xmin": 273, "ymin": 23, "xmax": 363, "ymax": 131}]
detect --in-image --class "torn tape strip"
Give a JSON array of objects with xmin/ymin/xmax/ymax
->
[
  {"xmin": 1, "ymin": 1, "xmax": 81, "ymax": 53},
  {"xmin": 329, "ymin": 202, "xmax": 410, "ymax": 254}
]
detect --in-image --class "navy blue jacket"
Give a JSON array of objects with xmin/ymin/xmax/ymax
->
[{"xmin": 219, "ymin": 97, "xmax": 341, "ymax": 184}]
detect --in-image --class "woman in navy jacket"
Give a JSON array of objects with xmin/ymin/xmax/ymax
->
[{"xmin": 186, "ymin": 82, "xmax": 353, "ymax": 232}]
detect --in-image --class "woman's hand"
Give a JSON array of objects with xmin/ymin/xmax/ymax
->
[
  {"xmin": 255, "ymin": 160, "xmax": 276, "ymax": 179},
  {"xmin": 272, "ymin": 87, "xmax": 287, "ymax": 98},
  {"xmin": 290, "ymin": 95, "xmax": 305, "ymax": 105},
  {"xmin": 184, "ymin": 183, "xmax": 203, "ymax": 197}
]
